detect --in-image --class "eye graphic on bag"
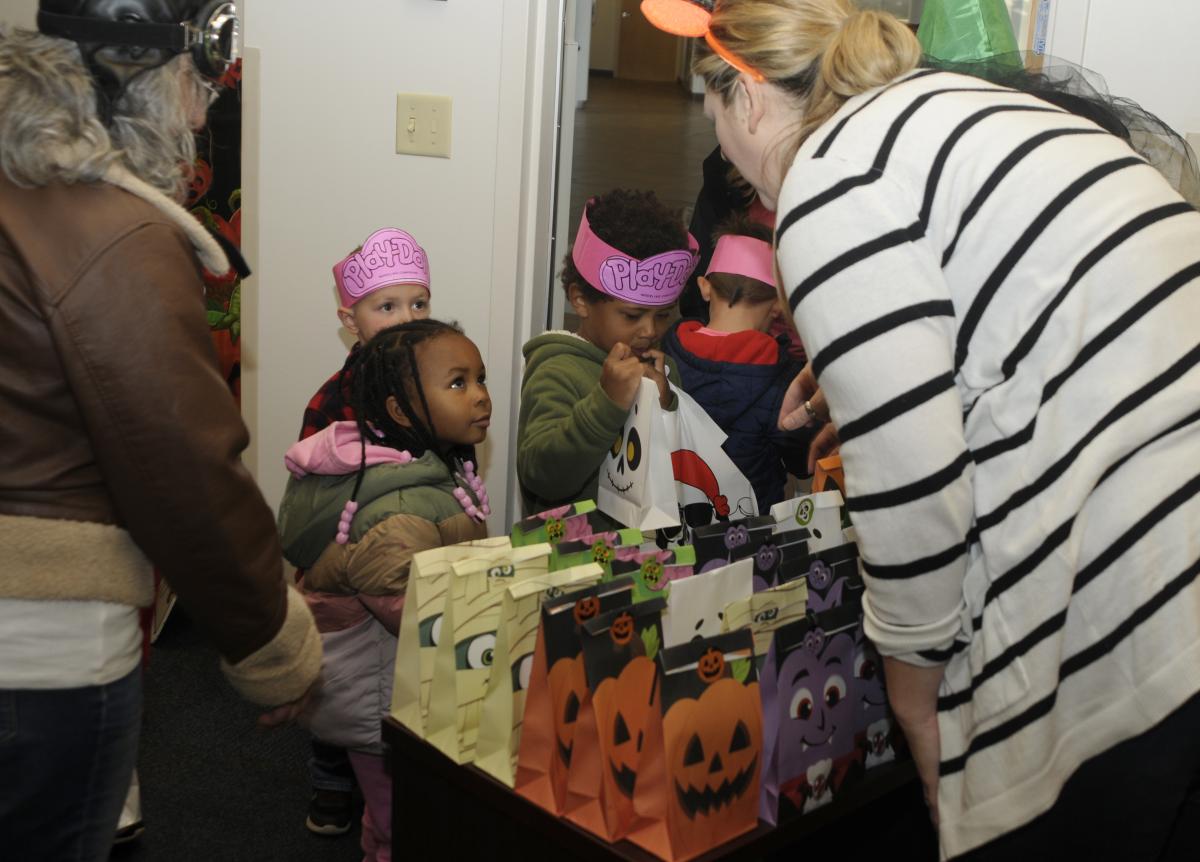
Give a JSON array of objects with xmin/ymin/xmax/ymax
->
[
  {"xmin": 487, "ymin": 564, "xmax": 515, "ymax": 578},
  {"xmin": 606, "ymin": 403, "xmax": 643, "ymax": 493},
  {"xmin": 790, "ymin": 686, "xmax": 815, "ymax": 721},
  {"xmin": 753, "ymin": 606, "xmax": 779, "ymax": 624},
  {"xmin": 824, "ymin": 674, "xmax": 846, "ymax": 709},
  {"xmin": 794, "ymin": 499, "xmax": 815, "ymax": 526},
  {"xmin": 511, "ymin": 651, "xmax": 535, "ymax": 691},
  {"xmin": 455, "ymin": 632, "xmax": 497, "ymax": 670},
  {"xmin": 418, "ymin": 614, "xmax": 443, "ymax": 647}
]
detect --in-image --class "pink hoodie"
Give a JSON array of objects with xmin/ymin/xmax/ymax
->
[{"xmin": 285, "ymin": 421, "xmax": 412, "ymax": 634}]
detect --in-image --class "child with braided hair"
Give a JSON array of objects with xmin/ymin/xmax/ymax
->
[{"xmin": 277, "ymin": 319, "xmax": 492, "ymax": 862}]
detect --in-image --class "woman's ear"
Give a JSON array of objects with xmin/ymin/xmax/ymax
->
[
  {"xmin": 567, "ymin": 283, "xmax": 591, "ymax": 319},
  {"xmin": 740, "ymin": 73, "xmax": 768, "ymax": 135},
  {"xmin": 385, "ymin": 395, "xmax": 412, "ymax": 428}
]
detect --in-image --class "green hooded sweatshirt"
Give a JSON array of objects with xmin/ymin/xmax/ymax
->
[
  {"xmin": 516, "ymin": 331, "xmax": 678, "ymax": 516},
  {"xmin": 278, "ymin": 451, "xmax": 477, "ymax": 572}
]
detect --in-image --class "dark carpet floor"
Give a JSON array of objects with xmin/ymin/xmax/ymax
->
[
  {"xmin": 108, "ymin": 609, "xmax": 361, "ymax": 862},
  {"xmin": 109, "ymin": 608, "xmax": 937, "ymax": 862}
]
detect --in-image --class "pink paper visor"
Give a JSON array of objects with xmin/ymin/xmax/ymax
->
[
  {"xmin": 333, "ymin": 228, "xmax": 430, "ymax": 308},
  {"xmin": 571, "ymin": 203, "xmax": 699, "ymax": 307},
  {"xmin": 706, "ymin": 234, "xmax": 776, "ymax": 288}
]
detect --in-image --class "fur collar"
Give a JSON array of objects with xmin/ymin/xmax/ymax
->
[{"xmin": 103, "ymin": 165, "xmax": 229, "ymax": 275}]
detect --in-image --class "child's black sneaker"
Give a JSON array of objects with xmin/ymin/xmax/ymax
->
[{"xmin": 305, "ymin": 789, "xmax": 353, "ymax": 836}]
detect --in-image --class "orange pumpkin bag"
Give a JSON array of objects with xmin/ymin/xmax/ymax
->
[
  {"xmin": 564, "ymin": 598, "xmax": 666, "ymax": 842},
  {"xmin": 513, "ymin": 576, "xmax": 635, "ymax": 813},
  {"xmin": 628, "ymin": 630, "xmax": 762, "ymax": 862}
]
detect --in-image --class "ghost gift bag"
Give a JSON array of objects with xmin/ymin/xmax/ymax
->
[
  {"xmin": 391, "ymin": 537, "xmax": 513, "ymax": 735},
  {"xmin": 425, "ymin": 543, "xmax": 553, "ymax": 764},
  {"xmin": 759, "ymin": 601, "xmax": 862, "ymax": 824},
  {"xmin": 660, "ymin": 558, "xmax": 752, "ymax": 648},
  {"xmin": 628, "ymin": 630, "xmax": 762, "ymax": 862},
  {"xmin": 565, "ymin": 598, "xmax": 666, "ymax": 842},
  {"xmin": 597, "ymin": 377, "xmax": 681, "ymax": 531},
  {"xmin": 474, "ymin": 562, "xmax": 604, "ymax": 786},
  {"xmin": 770, "ymin": 490, "xmax": 847, "ymax": 554},
  {"xmin": 514, "ymin": 576, "xmax": 636, "ymax": 813}
]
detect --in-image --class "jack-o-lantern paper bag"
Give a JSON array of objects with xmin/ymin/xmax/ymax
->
[
  {"xmin": 425, "ymin": 543, "xmax": 553, "ymax": 764},
  {"xmin": 628, "ymin": 630, "xmax": 762, "ymax": 862},
  {"xmin": 661, "ymin": 557, "xmax": 752, "ymax": 649},
  {"xmin": 597, "ymin": 378, "xmax": 682, "ymax": 531},
  {"xmin": 609, "ymin": 545, "xmax": 696, "ymax": 603},
  {"xmin": 769, "ymin": 490, "xmax": 846, "ymax": 554},
  {"xmin": 391, "ymin": 537, "xmax": 512, "ymax": 735},
  {"xmin": 514, "ymin": 576, "xmax": 636, "ymax": 813},
  {"xmin": 690, "ymin": 515, "xmax": 776, "ymax": 575},
  {"xmin": 474, "ymin": 562, "xmax": 604, "ymax": 786},
  {"xmin": 759, "ymin": 600, "xmax": 863, "ymax": 825},
  {"xmin": 564, "ymin": 598, "xmax": 666, "ymax": 842},
  {"xmin": 551, "ymin": 526, "xmax": 645, "ymax": 578},
  {"xmin": 722, "ymin": 578, "xmax": 808, "ymax": 671}
]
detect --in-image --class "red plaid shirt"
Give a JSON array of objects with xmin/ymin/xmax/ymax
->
[{"xmin": 298, "ymin": 344, "xmax": 359, "ymax": 441}]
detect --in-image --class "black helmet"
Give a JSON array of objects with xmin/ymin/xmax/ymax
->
[{"xmin": 37, "ymin": 0, "xmax": 239, "ymax": 117}]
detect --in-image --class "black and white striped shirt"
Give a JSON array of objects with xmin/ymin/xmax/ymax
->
[{"xmin": 777, "ymin": 70, "xmax": 1200, "ymax": 857}]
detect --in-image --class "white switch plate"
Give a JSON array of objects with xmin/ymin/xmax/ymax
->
[{"xmin": 396, "ymin": 93, "xmax": 452, "ymax": 159}]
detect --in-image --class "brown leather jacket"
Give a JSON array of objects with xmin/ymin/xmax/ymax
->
[{"xmin": 0, "ymin": 171, "xmax": 319, "ymax": 705}]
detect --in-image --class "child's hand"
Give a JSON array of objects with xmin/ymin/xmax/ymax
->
[
  {"xmin": 640, "ymin": 349, "xmax": 672, "ymax": 408},
  {"xmin": 601, "ymin": 342, "xmax": 646, "ymax": 410}
]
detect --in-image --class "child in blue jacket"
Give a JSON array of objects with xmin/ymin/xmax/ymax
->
[{"xmin": 662, "ymin": 217, "xmax": 816, "ymax": 510}]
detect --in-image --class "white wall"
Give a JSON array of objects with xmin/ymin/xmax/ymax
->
[
  {"xmin": 241, "ymin": 0, "xmax": 555, "ymax": 530},
  {"xmin": 1046, "ymin": 0, "xmax": 1200, "ymax": 138}
]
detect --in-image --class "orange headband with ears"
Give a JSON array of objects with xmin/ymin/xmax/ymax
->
[{"xmin": 641, "ymin": 0, "xmax": 767, "ymax": 83}]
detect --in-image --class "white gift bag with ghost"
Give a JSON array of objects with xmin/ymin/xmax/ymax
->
[
  {"xmin": 661, "ymin": 557, "xmax": 753, "ymax": 648},
  {"xmin": 597, "ymin": 378, "xmax": 680, "ymax": 531},
  {"xmin": 770, "ymin": 490, "xmax": 845, "ymax": 553},
  {"xmin": 670, "ymin": 387, "xmax": 757, "ymax": 527}
]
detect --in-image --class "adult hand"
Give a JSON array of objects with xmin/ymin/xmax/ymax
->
[
  {"xmin": 640, "ymin": 348, "xmax": 672, "ymax": 408},
  {"xmin": 257, "ymin": 683, "xmax": 316, "ymax": 729},
  {"xmin": 600, "ymin": 342, "xmax": 645, "ymax": 411},
  {"xmin": 779, "ymin": 362, "xmax": 828, "ymax": 431},
  {"xmin": 883, "ymin": 657, "xmax": 945, "ymax": 826},
  {"xmin": 807, "ymin": 422, "xmax": 840, "ymax": 475}
]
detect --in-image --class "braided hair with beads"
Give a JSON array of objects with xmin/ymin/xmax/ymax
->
[{"xmin": 332, "ymin": 319, "xmax": 490, "ymax": 545}]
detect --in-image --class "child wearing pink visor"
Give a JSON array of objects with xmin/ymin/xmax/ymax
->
[
  {"xmin": 295, "ymin": 227, "xmax": 431, "ymax": 836},
  {"xmin": 298, "ymin": 228, "xmax": 432, "ymax": 441},
  {"xmin": 517, "ymin": 189, "xmax": 698, "ymax": 516},
  {"xmin": 661, "ymin": 216, "xmax": 816, "ymax": 511}
]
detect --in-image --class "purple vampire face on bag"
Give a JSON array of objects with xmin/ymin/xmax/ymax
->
[
  {"xmin": 854, "ymin": 625, "xmax": 888, "ymax": 728},
  {"xmin": 776, "ymin": 626, "xmax": 857, "ymax": 781}
]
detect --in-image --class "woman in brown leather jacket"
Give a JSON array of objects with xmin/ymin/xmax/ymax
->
[{"xmin": 0, "ymin": 3, "xmax": 320, "ymax": 858}]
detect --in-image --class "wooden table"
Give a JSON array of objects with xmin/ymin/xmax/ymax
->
[{"xmin": 385, "ymin": 718, "xmax": 919, "ymax": 861}]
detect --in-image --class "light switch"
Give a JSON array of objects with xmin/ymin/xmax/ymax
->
[{"xmin": 396, "ymin": 93, "xmax": 452, "ymax": 159}]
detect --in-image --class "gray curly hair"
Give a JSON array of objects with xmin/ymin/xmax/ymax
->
[{"xmin": 0, "ymin": 27, "xmax": 204, "ymax": 200}]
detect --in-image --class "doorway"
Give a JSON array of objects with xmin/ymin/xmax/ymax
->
[{"xmin": 548, "ymin": 0, "xmax": 716, "ymax": 331}]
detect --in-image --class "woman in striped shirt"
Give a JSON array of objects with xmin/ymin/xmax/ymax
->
[{"xmin": 647, "ymin": 0, "xmax": 1200, "ymax": 858}]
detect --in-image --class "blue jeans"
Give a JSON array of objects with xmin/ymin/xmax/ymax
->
[
  {"xmin": 309, "ymin": 736, "xmax": 356, "ymax": 794},
  {"xmin": 0, "ymin": 668, "xmax": 141, "ymax": 861}
]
